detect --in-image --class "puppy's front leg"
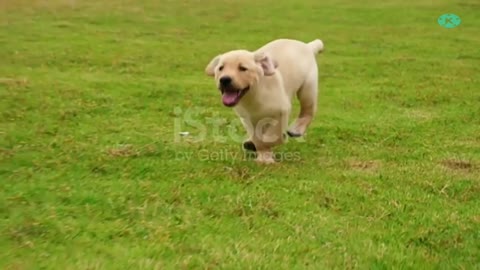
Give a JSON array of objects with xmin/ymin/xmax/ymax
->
[
  {"xmin": 252, "ymin": 140, "xmax": 275, "ymax": 164},
  {"xmin": 239, "ymin": 117, "xmax": 257, "ymax": 152},
  {"xmin": 252, "ymin": 114, "xmax": 287, "ymax": 164}
]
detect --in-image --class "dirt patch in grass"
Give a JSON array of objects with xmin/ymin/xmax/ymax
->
[
  {"xmin": 347, "ymin": 160, "xmax": 381, "ymax": 173},
  {"xmin": 105, "ymin": 144, "xmax": 140, "ymax": 158},
  {"xmin": 0, "ymin": 78, "xmax": 29, "ymax": 88},
  {"xmin": 441, "ymin": 159, "xmax": 475, "ymax": 171}
]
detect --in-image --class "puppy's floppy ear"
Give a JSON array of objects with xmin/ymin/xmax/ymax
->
[
  {"xmin": 205, "ymin": 55, "xmax": 221, "ymax": 77},
  {"xmin": 254, "ymin": 52, "xmax": 278, "ymax": 76}
]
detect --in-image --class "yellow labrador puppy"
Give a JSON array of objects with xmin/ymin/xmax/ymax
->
[{"xmin": 205, "ymin": 38, "xmax": 324, "ymax": 164}]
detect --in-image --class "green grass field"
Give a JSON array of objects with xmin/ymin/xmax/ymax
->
[{"xmin": 1, "ymin": 0, "xmax": 479, "ymax": 269}]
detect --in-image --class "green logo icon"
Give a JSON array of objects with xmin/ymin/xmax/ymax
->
[{"xmin": 438, "ymin": 14, "xmax": 461, "ymax": 28}]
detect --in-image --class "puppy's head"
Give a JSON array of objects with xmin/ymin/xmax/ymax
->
[{"xmin": 205, "ymin": 50, "xmax": 278, "ymax": 107}]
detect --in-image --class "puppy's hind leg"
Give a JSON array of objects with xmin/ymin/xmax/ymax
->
[{"xmin": 287, "ymin": 70, "xmax": 318, "ymax": 137}]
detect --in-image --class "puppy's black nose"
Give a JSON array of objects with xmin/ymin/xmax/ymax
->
[{"xmin": 219, "ymin": 76, "xmax": 232, "ymax": 86}]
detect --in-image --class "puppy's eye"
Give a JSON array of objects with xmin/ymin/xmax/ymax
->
[
  {"xmin": 239, "ymin": 66, "xmax": 248, "ymax": 71},
  {"xmin": 219, "ymin": 66, "xmax": 224, "ymax": 71}
]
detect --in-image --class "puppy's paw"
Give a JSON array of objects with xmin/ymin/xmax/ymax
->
[
  {"xmin": 255, "ymin": 157, "xmax": 275, "ymax": 164},
  {"xmin": 287, "ymin": 130, "xmax": 303, "ymax": 137},
  {"xmin": 255, "ymin": 151, "xmax": 275, "ymax": 164},
  {"xmin": 243, "ymin": 141, "xmax": 257, "ymax": 152}
]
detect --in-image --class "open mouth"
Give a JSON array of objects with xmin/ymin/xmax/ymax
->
[{"xmin": 220, "ymin": 86, "xmax": 250, "ymax": 107}]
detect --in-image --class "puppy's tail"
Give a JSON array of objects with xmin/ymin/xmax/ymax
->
[{"xmin": 308, "ymin": 39, "xmax": 324, "ymax": 54}]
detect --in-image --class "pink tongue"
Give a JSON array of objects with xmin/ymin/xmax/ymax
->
[{"xmin": 222, "ymin": 91, "xmax": 239, "ymax": 106}]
